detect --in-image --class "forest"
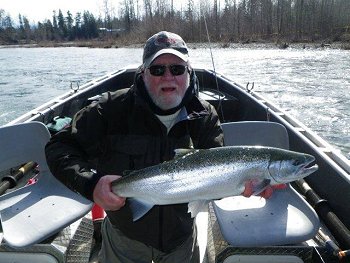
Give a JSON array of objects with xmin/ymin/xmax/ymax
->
[{"xmin": 1, "ymin": 0, "xmax": 350, "ymax": 46}]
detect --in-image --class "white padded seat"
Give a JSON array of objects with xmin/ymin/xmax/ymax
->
[
  {"xmin": 213, "ymin": 121, "xmax": 319, "ymax": 246},
  {"xmin": 0, "ymin": 121, "xmax": 93, "ymax": 248}
]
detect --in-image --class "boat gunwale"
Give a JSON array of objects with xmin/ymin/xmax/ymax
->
[
  {"xmin": 4, "ymin": 66, "xmax": 349, "ymax": 180},
  {"xmin": 4, "ymin": 68, "xmax": 128, "ymax": 126},
  {"xmin": 205, "ymin": 69, "xmax": 350, "ymax": 178}
]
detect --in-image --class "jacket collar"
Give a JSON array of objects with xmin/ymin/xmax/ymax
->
[{"xmin": 184, "ymin": 96, "xmax": 210, "ymax": 120}]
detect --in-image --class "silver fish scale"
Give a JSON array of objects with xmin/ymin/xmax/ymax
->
[
  {"xmin": 111, "ymin": 145, "xmax": 318, "ymax": 222},
  {"xmin": 112, "ymin": 147, "xmax": 276, "ymax": 204}
]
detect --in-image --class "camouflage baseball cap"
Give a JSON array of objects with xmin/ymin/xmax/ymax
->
[{"xmin": 143, "ymin": 31, "xmax": 189, "ymax": 67}]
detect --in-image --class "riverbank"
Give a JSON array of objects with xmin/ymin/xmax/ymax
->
[{"xmin": 1, "ymin": 39, "xmax": 350, "ymax": 50}]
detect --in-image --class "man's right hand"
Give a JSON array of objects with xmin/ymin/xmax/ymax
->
[{"xmin": 93, "ymin": 175, "xmax": 126, "ymax": 211}]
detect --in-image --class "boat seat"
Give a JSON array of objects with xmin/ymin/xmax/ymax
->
[
  {"xmin": 0, "ymin": 121, "xmax": 93, "ymax": 248},
  {"xmin": 213, "ymin": 121, "xmax": 319, "ymax": 247},
  {"xmin": 222, "ymin": 120, "xmax": 289, "ymax": 149}
]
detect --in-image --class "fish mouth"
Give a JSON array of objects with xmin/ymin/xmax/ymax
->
[{"xmin": 296, "ymin": 157, "xmax": 318, "ymax": 178}]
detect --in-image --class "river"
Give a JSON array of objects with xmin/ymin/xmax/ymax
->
[{"xmin": 0, "ymin": 46, "xmax": 349, "ymax": 159}]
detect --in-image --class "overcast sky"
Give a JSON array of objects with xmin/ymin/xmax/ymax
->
[
  {"xmin": 1, "ymin": 0, "xmax": 110, "ymax": 24},
  {"xmin": 1, "ymin": 0, "xmax": 191, "ymax": 24}
]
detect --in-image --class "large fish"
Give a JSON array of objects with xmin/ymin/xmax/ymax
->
[{"xmin": 111, "ymin": 146, "xmax": 318, "ymax": 221}]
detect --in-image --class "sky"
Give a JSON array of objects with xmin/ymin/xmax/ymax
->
[
  {"xmin": 1, "ymin": 0, "xmax": 108, "ymax": 24},
  {"xmin": 1, "ymin": 0, "xmax": 191, "ymax": 25}
]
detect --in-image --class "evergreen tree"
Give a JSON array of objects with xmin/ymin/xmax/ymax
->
[
  {"xmin": 66, "ymin": 11, "xmax": 74, "ymax": 40},
  {"xmin": 82, "ymin": 11, "xmax": 98, "ymax": 39},
  {"xmin": 1, "ymin": 1, "xmax": 350, "ymax": 45},
  {"xmin": 45, "ymin": 19, "xmax": 54, "ymax": 41},
  {"xmin": 0, "ymin": 11, "xmax": 16, "ymax": 43},
  {"xmin": 18, "ymin": 14, "xmax": 25, "ymax": 39},
  {"xmin": 52, "ymin": 10, "xmax": 60, "ymax": 40},
  {"xmin": 74, "ymin": 12, "xmax": 82, "ymax": 39},
  {"xmin": 22, "ymin": 16, "xmax": 32, "ymax": 42},
  {"xmin": 57, "ymin": 9, "xmax": 67, "ymax": 39}
]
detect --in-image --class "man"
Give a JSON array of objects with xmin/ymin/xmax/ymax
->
[{"xmin": 45, "ymin": 31, "xmax": 277, "ymax": 263}]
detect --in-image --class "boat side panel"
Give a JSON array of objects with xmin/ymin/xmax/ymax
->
[
  {"xmin": 28, "ymin": 71, "xmax": 136, "ymax": 125},
  {"xmin": 195, "ymin": 70, "xmax": 270, "ymax": 122},
  {"xmin": 196, "ymin": 69, "xmax": 350, "ymax": 230}
]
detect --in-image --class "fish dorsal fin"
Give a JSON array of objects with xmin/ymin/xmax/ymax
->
[{"xmin": 174, "ymin": 148, "xmax": 198, "ymax": 159}]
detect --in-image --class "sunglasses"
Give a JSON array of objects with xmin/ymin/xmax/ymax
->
[{"xmin": 148, "ymin": 64, "xmax": 188, "ymax": 76}]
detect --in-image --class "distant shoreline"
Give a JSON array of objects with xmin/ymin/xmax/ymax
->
[{"xmin": 1, "ymin": 40, "xmax": 349, "ymax": 50}]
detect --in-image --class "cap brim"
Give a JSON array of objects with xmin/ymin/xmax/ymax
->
[{"xmin": 143, "ymin": 49, "xmax": 188, "ymax": 67}]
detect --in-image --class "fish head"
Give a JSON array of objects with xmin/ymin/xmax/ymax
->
[{"xmin": 267, "ymin": 148, "xmax": 318, "ymax": 184}]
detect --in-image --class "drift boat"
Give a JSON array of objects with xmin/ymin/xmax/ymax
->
[{"xmin": 0, "ymin": 67, "xmax": 350, "ymax": 263}]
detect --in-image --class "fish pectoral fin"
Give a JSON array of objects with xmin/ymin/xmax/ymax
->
[
  {"xmin": 128, "ymin": 198, "xmax": 154, "ymax": 222},
  {"xmin": 252, "ymin": 179, "xmax": 271, "ymax": 195},
  {"xmin": 188, "ymin": 200, "xmax": 210, "ymax": 218}
]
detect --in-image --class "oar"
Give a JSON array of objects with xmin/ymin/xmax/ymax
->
[
  {"xmin": 295, "ymin": 179, "xmax": 350, "ymax": 251},
  {"xmin": 0, "ymin": 161, "xmax": 37, "ymax": 196}
]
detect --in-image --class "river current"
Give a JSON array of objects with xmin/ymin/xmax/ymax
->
[{"xmin": 0, "ymin": 46, "xmax": 349, "ymax": 159}]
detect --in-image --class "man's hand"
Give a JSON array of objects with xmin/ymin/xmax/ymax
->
[
  {"xmin": 242, "ymin": 181, "xmax": 287, "ymax": 199},
  {"xmin": 93, "ymin": 175, "xmax": 126, "ymax": 211}
]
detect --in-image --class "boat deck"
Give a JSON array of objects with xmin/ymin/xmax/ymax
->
[{"xmin": 1, "ymin": 67, "xmax": 349, "ymax": 263}]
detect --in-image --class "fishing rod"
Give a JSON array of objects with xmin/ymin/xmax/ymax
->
[
  {"xmin": 295, "ymin": 179, "xmax": 350, "ymax": 256},
  {"xmin": 202, "ymin": 12, "xmax": 225, "ymax": 122},
  {"xmin": 317, "ymin": 228, "xmax": 350, "ymax": 262},
  {"xmin": 0, "ymin": 161, "xmax": 37, "ymax": 196}
]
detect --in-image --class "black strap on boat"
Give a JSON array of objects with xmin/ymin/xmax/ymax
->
[
  {"xmin": 295, "ymin": 179, "xmax": 350, "ymax": 250},
  {"xmin": 0, "ymin": 162, "xmax": 37, "ymax": 196}
]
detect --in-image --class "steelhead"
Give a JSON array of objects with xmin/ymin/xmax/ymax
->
[{"xmin": 111, "ymin": 146, "xmax": 318, "ymax": 221}]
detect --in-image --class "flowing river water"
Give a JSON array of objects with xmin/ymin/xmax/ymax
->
[{"xmin": 0, "ymin": 45, "xmax": 349, "ymax": 159}]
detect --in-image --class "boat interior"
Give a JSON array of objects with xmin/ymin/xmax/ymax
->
[{"xmin": 0, "ymin": 67, "xmax": 349, "ymax": 263}]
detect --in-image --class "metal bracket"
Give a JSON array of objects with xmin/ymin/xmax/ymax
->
[
  {"xmin": 70, "ymin": 81, "xmax": 80, "ymax": 92},
  {"xmin": 246, "ymin": 82, "xmax": 254, "ymax": 93}
]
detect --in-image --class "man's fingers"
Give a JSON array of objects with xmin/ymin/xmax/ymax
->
[
  {"xmin": 260, "ymin": 186, "xmax": 274, "ymax": 199},
  {"xmin": 242, "ymin": 182, "xmax": 288, "ymax": 198},
  {"xmin": 272, "ymin": 184, "xmax": 287, "ymax": 190},
  {"xmin": 93, "ymin": 175, "xmax": 126, "ymax": 211},
  {"xmin": 242, "ymin": 181, "xmax": 253, "ymax": 197}
]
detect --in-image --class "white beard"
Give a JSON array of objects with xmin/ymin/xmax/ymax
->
[{"xmin": 150, "ymin": 92, "xmax": 184, "ymax": 110}]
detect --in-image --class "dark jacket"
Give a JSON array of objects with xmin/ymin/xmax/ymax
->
[{"xmin": 45, "ymin": 74, "xmax": 223, "ymax": 252}]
